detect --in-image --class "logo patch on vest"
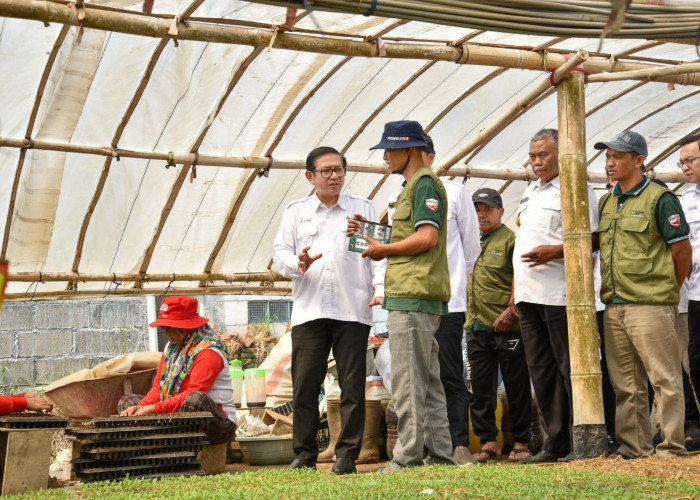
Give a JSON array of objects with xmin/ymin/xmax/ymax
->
[
  {"xmin": 668, "ymin": 214, "xmax": 681, "ymax": 227},
  {"xmin": 426, "ymin": 198, "xmax": 439, "ymax": 211}
]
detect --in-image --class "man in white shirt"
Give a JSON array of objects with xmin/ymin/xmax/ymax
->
[
  {"xmin": 387, "ymin": 135, "xmax": 480, "ymax": 465},
  {"xmin": 513, "ymin": 129, "xmax": 599, "ymax": 463},
  {"xmin": 272, "ymin": 146, "xmax": 385, "ymax": 475},
  {"xmin": 678, "ymin": 135, "xmax": 700, "ymax": 442}
]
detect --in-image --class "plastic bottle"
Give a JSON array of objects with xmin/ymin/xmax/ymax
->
[
  {"xmin": 229, "ymin": 360, "xmax": 243, "ymax": 407},
  {"xmin": 245, "ymin": 368, "xmax": 266, "ymax": 407},
  {"xmin": 365, "ymin": 375, "xmax": 392, "ymax": 402}
]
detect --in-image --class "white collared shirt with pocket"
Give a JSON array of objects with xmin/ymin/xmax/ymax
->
[
  {"xmin": 513, "ymin": 176, "xmax": 599, "ymax": 306},
  {"xmin": 272, "ymin": 192, "xmax": 385, "ymax": 328}
]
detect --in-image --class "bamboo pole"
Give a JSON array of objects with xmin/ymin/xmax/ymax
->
[
  {"xmin": 434, "ymin": 50, "xmax": 589, "ymax": 175},
  {"xmin": 557, "ymin": 70, "xmax": 606, "ymax": 458},
  {"xmin": 586, "ymin": 62, "xmax": 700, "ymax": 83},
  {"xmin": 7, "ymin": 271, "xmax": 287, "ymax": 283},
  {"xmin": 2, "ymin": 0, "xmax": 700, "ymax": 86},
  {"xmin": 0, "ymin": 132, "xmax": 689, "ymax": 181},
  {"xmin": 4, "ymin": 285, "xmax": 292, "ymax": 302}
]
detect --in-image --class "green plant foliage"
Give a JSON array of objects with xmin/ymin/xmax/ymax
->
[{"xmin": 5, "ymin": 464, "xmax": 700, "ymax": 499}]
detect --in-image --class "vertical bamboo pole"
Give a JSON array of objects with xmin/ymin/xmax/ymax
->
[{"xmin": 557, "ymin": 70, "xmax": 607, "ymax": 458}]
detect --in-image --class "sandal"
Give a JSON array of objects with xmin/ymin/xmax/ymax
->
[
  {"xmin": 508, "ymin": 447, "xmax": 532, "ymax": 462},
  {"xmin": 608, "ymin": 451, "xmax": 630, "ymax": 460},
  {"xmin": 474, "ymin": 448, "xmax": 500, "ymax": 463}
]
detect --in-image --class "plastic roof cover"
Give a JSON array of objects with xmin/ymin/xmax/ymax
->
[{"xmin": 1, "ymin": 0, "xmax": 700, "ymax": 298}]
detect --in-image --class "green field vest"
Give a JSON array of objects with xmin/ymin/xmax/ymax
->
[
  {"xmin": 465, "ymin": 225, "xmax": 520, "ymax": 331},
  {"xmin": 598, "ymin": 181, "xmax": 679, "ymax": 305},
  {"xmin": 385, "ymin": 167, "xmax": 450, "ymax": 303}
]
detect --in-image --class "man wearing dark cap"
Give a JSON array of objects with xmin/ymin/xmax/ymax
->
[
  {"xmin": 385, "ymin": 133, "xmax": 480, "ymax": 465},
  {"xmin": 466, "ymin": 188, "xmax": 532, "ymax": 463},
  {"xmin": 359, "ymin": 120, "xmax": 456, "ymax": 470},
  {"xmin": 595, "ymin": 130, "xmax": 690, "ymax": 459}
]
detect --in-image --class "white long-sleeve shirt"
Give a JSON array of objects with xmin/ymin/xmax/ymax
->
[
  {"xmin": 513, "ymin": 176, "xmax": 599, "ymax": 306},
  {"xmin": 272, "ymin": 193, "xmax": 385, "ymax": 328},
  {"xmin": 387, "ymin": 179, "xmax": 480, "ymax": 313},
  {"xmin": 681, "ymin": 185, "xmax": 700, "ymax": 301}
]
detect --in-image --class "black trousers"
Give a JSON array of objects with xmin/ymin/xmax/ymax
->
[
  {"xmin": 596, "ymin": 310, "xmax": 618, "ymax": 438},
  {"xmin": 685, "ymin": 301, "xmax": 700, "ymax": 425},
  {"xmin": 466, "ymin": 329, "xmax": 532, "ymax": 444},
  {"xmin": 291, "ymin": 318, "xmax": 370, "ymax": 461},
  {"xmin": 517, "ymin": 302, "xmax": 572, "ymax": 455},
  {"xmin": 435, "ymin": 312, "xmax": 470, "ymax": 448}
]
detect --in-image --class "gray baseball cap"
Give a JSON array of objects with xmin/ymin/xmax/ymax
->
[
  {"xmin": 594, "ymin": 130, "xmax": 648, "ymax": 158},
  {"xmin": 472, "ymin": 188, "xmax": 503, "ymax": 208}
]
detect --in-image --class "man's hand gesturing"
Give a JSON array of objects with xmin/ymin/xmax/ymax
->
[{"xmin": 298, "ymin": 246, "xmax": 322, "ymax": 274}]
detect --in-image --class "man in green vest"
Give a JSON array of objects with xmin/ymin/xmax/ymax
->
[
  {"xmin": 595, "ymin": 130, "xmax": 691, "ymax": 459},
  {"xmin": 360, "ymin": 120, "xmax": 456, "ymax": 470},
  {"xmin": 466, "ymin": 188, "xmax": 532, "ymax": 463}
]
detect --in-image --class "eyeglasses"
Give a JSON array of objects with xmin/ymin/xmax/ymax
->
[
  {"xmin": 678, "ymin": 157, "xmax": 700, "ymax": 169},
  {"xmin": 313, "ymin": 167, "xmax": 346, "ymax": 179}
]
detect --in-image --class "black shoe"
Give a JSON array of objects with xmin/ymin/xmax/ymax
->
[
  {"xmin": 519, "ymin": 450, "xmax": 565, "ymax": 464},
  {"xmin": 287, "ymin": 456, "xmax": 316, "ymax": 470},
  {"xmin": 331, "ymin": 456, "xmax": 357, "ymax": 475}
]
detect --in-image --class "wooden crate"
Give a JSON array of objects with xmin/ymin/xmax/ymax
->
[{"xmin": 0, "ymin": 429, "xmax": 54, "ymax": 495}]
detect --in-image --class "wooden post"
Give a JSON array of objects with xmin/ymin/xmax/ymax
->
[{"xmin": 557, "ymin": 70, "xmax": 607, "ymax": 458}]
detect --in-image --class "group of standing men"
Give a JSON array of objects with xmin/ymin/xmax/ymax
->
[{"xmin": 273, "ymin": 118, "xmax": 700, "ymax": 474}]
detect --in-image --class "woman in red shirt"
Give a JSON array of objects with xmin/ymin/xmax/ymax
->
[
  {"xmin": 118, "ymin": 296, "xmax": 236, "ymax": 444},
  {"xmin": 0, "ymin": 392, "xmax": 53, "ymax": 415}
]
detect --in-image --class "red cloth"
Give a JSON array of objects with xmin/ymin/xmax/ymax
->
[
  {"xmin": 0, "ymin": 395, "xmax": 27, "ymax": 415},
  {"xmin": 138, "ymin": 349, "xmax": 224, "ymax": 415}
]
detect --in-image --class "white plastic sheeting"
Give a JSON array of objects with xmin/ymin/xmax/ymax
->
[{"xmin": 1, "ymin": 0, "xmax": 700, "ymax": 298}]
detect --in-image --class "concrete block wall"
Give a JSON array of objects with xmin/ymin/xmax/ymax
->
[{"xmin": 0, "ymin": 298, "xmax": 150, "ymax": 391}]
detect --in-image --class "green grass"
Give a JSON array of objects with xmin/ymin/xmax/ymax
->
[{"xmin": 8, "ymin": 464, "xmax": 699, "ymax": 499}]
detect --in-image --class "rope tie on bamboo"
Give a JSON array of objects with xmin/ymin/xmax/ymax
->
[
  {"xmin": 189, "ymin": 152, "xmax": 199, "ymax": 183},
  {"xmin": 107, "ymin": 272, "xmax": 122, "ymax": 294},
  {"xmin": 368, "ymin": 37, "xmax": 386, "ymax": 57},
  {"xmin": 109, "ymin": 147, "xmax": 120, "ymax": 162},
  {"xmin": 42, "ymin": 1, "xmax": 50, "ymax": 27},
  {"xmin": 257, "ymin": 156, "xmax": 273, "ymax": 178},
  {"xmin": 162, "ymin": 273, "xmax": 176, "ymax": 296},
  {"xmin": 223, "ymin": 272, "xmax": 237, "ymax": 283},
  {"xmin": 165, "ymin": 151, "xmax": 175, "ymax": 169},
  {"xmin": 168, "ymin": 14, "xmax": 182, "ymax": 47},
  {"xmin": 453, "ymin": 44, "xmax": 470, "ymax": 64},
  {"xmin": 268, "ymin": 25, "xmax": 279, "ymax": 52},
  {"xmin": 26, "ymin": 272, "xmax": 45, "ymax": 300},
  {"xmin": 21, "ymin": 138, "xmax": 35, "ymax": 150},
  {"xmin": 549, "ymin": 54, "xmax": 590, "ymax": 87}
]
